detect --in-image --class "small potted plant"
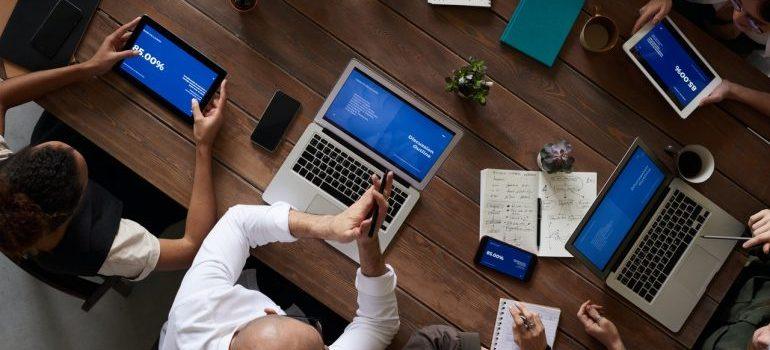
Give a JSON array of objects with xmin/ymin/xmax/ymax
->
[
  {"xmin": 445, "ymin": 57, "xmax": 493, "ymax": 105},
  {"xmin": 538, "ymin": 140, "xmax": 575, "ymax": 173},
  {"xmin": 229, "ymin": 0, "xmax": 258, "ymax": 12}
]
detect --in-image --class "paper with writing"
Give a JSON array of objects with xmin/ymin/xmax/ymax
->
[
  {"xmin": 538, "ymin": 172, "xmax": 597, "ymax": 257},
  {"xmin": 480, "ymin": 169, "xmax": 539, "ymax": 254}
]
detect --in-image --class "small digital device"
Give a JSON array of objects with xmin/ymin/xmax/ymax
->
[
  {"xmin": 251, "ymin": 91, "xmax": 301, "ymax": 152},
  {"xmin": 31, "ymin": 0, "xmax": 83, "ymax": 59},
  {"xmin": 474, "ymin": 236, "xmax": 537, "ymax": 281},
  {"xmin": 623, "ymin": 17, "xmax": 721, "ymax": 119},
  {"xmin": 115, "ymin": 15, "xmax": 226, "ymax": 122}
]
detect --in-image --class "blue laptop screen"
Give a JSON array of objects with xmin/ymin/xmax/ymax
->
[
  {"xmin": 323, "ymin": 69, "xmax": 455, "ymax": 182},
  {"xmin": 573, "ymin": 148, "xmax": 666, "ymax": 271},
  {"xmin": 630, "ymin": 20, "xmax": 715, "ymax": 109}
]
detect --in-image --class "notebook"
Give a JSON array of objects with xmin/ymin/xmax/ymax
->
[
  {"xmin": 499, "ymin": 0, "xmax": 585, "ymax": 66},
  {"xmin": 491, "ymin": 299, "xmax": 560, "ymax": 350},
  {"xmin": 427, "ymin": 0, "xmax": 491, "ymax": 7},
  {"xmin": 480, "ymin": 169, "xmax": 596, "ymax": 257}
]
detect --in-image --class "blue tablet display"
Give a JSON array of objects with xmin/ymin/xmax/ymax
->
[
  {"xmin": 323, "ymin": 69, "xmax": 455, "ymax": 181},
  {"xmin": 630, "ymin": 21, "xmax": 715, "ymax": 109},
  {"xmin": 118, "ymin": 24, "xmax": 220, "ymax": 118}
]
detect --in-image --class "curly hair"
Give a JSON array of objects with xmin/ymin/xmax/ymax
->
[{"xmin": 0, "ymin": 145, "xmax": 85, "ymax": 258}]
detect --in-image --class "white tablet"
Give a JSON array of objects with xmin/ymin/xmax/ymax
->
[{"xmin": 623, "ymin": 17, "xmax": 721, "ymax": 119}]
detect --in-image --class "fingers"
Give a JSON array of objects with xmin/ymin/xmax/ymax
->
[
  {"xmin": 743, "ymin": 234, "xmax": 767, "ymax": 249},
  {"xmin": 114, "ymin": 49, "xmax": 139, "ymax": 61},
  {"xmin": 191, "ymin": 99, "xmax": 203, "ymax": 121},
  {"xmin": 577, "ymin": 302, "xmax": 592, "ymax": 326},
  {"xmin": 632, "ymin": 8, "xmax": 655, "ymax": 34},
  {"xmin": 587, "ymin": 305, "xmax": 602, "ymax": 321},
  {"xmin": 217, "ymin": 80, "xmax": 228, "ymax": 105},
  {"xmin": 749, "ymin": 210, "xmax": 766, "ymax": 226},
  {"xmin": 510, "ymin": 306, "xmax": 524, "ymax": 327},
  {"xmin": 699, "ymin": 94, "xmax": 716, "ymax": 106}
]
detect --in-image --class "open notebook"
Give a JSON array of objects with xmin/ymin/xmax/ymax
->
[
  {"xmin": 480, "ymin": 169, "xmax": 596, "ymax": 257},
  {"xmin": 491, "ymin": 299, "xmax": 560, "ymax": 350}
]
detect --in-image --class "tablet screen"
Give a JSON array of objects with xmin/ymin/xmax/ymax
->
[
  {"xmin": 630, "ymin": 21, "xmax": 715, "ymax": 109},
  {"xmin": 118, "ymin": 21, "xmax": 221, "ymax": 118}
]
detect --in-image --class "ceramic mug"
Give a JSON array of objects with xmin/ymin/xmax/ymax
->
[
  {"xmin": 229, "ymin": 0, "xmax": 258, "ymax": 12},
  {"xmin": 580, "ymin": 11, "xmax": 619, "ymax": 53},
  {"xmin": 666, "ymin": 144, "xmax": 715, "ymax": 183}
]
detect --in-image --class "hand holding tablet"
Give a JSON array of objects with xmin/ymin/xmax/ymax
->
[{"xmin": 114, "ymin": 15, "xmax": 227, "ymax": 122}]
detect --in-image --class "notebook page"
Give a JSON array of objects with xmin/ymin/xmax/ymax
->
[
  {"xmin": 537, "ymin": 172, "xmax": 597, "ymax": 257},
  {"xmin": 480, "ymin": 169, "xmax": 539, "ymax": 253},
  {"xmin": 491, "ymin": 299, "xmax": 560, "ymax": 350}
]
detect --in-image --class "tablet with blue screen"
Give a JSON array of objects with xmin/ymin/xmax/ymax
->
[
  {"xmin": 623, "ymin": 17, "xmax": 721, "ymax": 119},
  {"xmin": 115, "ymin": 16, "xmax": 226, "ymax": 122}
]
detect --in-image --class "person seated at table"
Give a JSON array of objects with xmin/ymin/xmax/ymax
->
[
  {"xmin": 634, "ymin": 0, "xmax": 770, "ymax": 117},
  {"xmin": 0, "ymin": 17, "xmax": 226, "ymax": 281},
  {"xmin": 159, "ymin": 173, "xmax": 399, "ymax": 350}
]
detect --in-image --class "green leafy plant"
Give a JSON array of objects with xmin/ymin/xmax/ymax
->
[
  {"xmin": 445, "ymin": 57, "xmax": 493, "ymax": 105},
  {"xmin": 538, "ymin": 140, "xmax": 575, "ymax": 173}
]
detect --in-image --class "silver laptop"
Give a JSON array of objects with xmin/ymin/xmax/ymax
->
[
  {"xmin": 264, "ymin": 59, "xmax": 463, "ymax": 263},
  {"xmin": 566, "ymin": 138, "xmax": 744, "ymax": 332}
]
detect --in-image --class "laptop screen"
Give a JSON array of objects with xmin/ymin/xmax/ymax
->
[
  {"xmin": 572, "ymin": 147, "xmax": 666, "ymax": 271},
  {"xmin": 322, "ymin": 68, "xmax": 455, "ymax": 182}
]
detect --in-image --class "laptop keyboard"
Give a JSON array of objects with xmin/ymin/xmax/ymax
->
[
  {"xmin": 617, "ymin": 189, "xmax": 710, "ymax": 303},
  {"xmin": 292, "ymin": 134, "xmax": 409, "ymax": 230}
]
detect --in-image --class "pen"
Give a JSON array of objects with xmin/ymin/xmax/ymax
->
[
  {"xmin": 536, "ymin": 198, "xmax": 542, "ymax": 251},
  {"xmin": 368, "ymin": 171, "xmax": 389, "ymax": 238},
  {"xmin": 701, "ymin": 235, "xmax": 751, "ymax": 241},
  {"xmin": 513, "ymin": 302, "xmax": 534, "ymax": 329}
]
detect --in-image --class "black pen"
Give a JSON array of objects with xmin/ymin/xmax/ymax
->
[
  {"xmin": 536, "ymin": 198, "xmax": 542, "ymax": 250},
  {"xmin": 368, "ymin": 171, "xmax": 389, "ymax": 238}
]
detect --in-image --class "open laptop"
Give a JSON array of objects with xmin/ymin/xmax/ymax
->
[
  {"xmin": 264, "ymin": 59, "xmax": 463, "ymax": 263},
  {"xmin": 566, "ymin": 138, "xmax": 743, "ymax": 332}
]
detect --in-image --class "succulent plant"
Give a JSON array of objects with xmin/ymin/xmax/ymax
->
[
  {"xmin": 445, "ymin": 57, "xmax": 493, "ymax": 105},
  {"xmin": 539, "ymin": 140, "xmax": 575, "ymax": 173}
]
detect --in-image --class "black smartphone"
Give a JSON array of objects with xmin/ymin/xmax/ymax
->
[
  {"xmin": 251, "ymin": 91, "xmax": 301, "ymax": 152},
  {"xmin": 474, "ymin": 236, "xmax": 537, "ymax": 281},
  {"xmin": 30, "ymin": 0, "xmax": 83, "ymax": 59}
]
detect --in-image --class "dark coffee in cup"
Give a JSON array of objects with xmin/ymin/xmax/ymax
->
[
  {"xmin": 678, "ymin": 151, "xmax": 702, "ymax": 179},
  {"xmin": 580, "ymin": 15, "xmax": 619, "ymax": 52},
  {"xmin": 230, "ymin": 0, "xmax": 258, "ymax": 12}
]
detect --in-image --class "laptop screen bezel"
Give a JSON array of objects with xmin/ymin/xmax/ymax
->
[
  {"xmin": 565, "ymin": 138, "xmax": 674, "ymax": 279},
  {"xmin": 313, "ymin": 59, "xmax": 464, "ymax": 190}
]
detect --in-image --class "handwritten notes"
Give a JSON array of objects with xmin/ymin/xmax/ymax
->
[
  {"xmin": 480, "ymin": 169, "xmax": 597, "ymax": 257},
  {"xmin": 491, "ymin": 299, "xmax": 560, "ymax": 350},
  {"xmin": 480, "ymin": 170, "xmax": 539, "ymax": 253},
  {"xmin": 539, "ymin": 172, "xmax": 596, "ymax": 257}
]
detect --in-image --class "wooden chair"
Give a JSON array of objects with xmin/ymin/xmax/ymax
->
[{"xmin": 14, "ymin": 258, "xmax": 133, "ymax": 312}]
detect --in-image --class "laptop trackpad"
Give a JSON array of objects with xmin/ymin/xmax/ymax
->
[
  {"xmin": 306, "ymin": 195, "xmax": 344, "ymax": 216},
  {"xmin": 675, "ymin": 246, "xmax": 719, "ymax": 294}
]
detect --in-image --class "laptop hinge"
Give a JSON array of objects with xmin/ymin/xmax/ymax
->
[{"xmin": 320, "ymin": 129, "xmax": 410, "ymax": 189}]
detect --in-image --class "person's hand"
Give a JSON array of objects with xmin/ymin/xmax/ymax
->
[
  {"xmin": 84, "ymin": 17, "xmax": 142, "ymax": 75},
  {"xmin": 700, "ymin": 80, "xmax": 734, "ymax": 106},
  {"xmin": 328, "ymin": 172, "xmax": 393, "ymax": 244},
  {"xmin": 192, "ymin": 80, "xmax": 227, "ymax": 148},
  {"xmin": 750, "ymin": 325, "xmax": 770, "ymax": 350},
  {"xmin": 632, "ymin": 0, "xmax": 672, "ymax": 34},
  {"xmin": 743, "ymin": 209, "xmax": 770, "ymax": 254},
  {"xmin": 577, "ymin": 301, "xmax": 624, "ymax": 350},
  {"xmin": 510, "ymin": 303, "xmax": 548, "ymax": 350}
]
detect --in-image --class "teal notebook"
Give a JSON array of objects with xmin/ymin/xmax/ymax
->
[{"xmin": 500, "ymin": 0, "xmax": 585, "ymax": 67}]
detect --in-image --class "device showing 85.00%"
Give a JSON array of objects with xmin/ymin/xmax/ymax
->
[{"xmin": 132, "ymin": 45, "xmax": 165, "ymax": 71}]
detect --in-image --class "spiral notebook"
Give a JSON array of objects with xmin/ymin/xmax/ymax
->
[{"xmin": 491, "ymin": 299, "xmax": 560, "ymax": 350}]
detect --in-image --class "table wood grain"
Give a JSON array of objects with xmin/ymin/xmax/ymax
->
[{"xmin": 5, "ymin": 1, "xmax": 770, "ymax": 348}]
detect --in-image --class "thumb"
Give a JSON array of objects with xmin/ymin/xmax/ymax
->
[
  {"xmin": 743, "ymin": 236, "xmax": 761, "ymax": 249},
  {"xmin": 114, "ymin": 49, "xmax": 139, "ymax": 61},
  {"xmin": 699, "ymin": 95, "xmax": 716, "ymax": 106},
  {"xmin": 191, "ymin": 99, "xmax": 203, "ymax": 121}
]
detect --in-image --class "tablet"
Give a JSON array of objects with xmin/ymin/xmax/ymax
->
[
  {"xmin": 115, "ymin": 16, "xmax": 226, "ymax": 122},
  {"xmin": 623, "ymin": 17, "xmax": 721, "ymax": 119}
]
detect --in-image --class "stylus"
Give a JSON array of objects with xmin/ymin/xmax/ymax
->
[
  {"xmin": 701, "ymin": 235, "xmax": 751, "ymax": 241},
  {"xmin": 368, "ymin": 171, "xmax": 389, "ymax": 238}
]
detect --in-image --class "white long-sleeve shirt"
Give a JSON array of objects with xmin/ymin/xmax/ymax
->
[{"xmin": 159, "ymin": 203, "xmax": 400, "ymax": 350}]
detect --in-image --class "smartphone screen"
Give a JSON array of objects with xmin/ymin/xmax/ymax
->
[
  {"xmin": 31, "ymin": 0, "xmax": 83, "ymax": 59},
  {"xmin": 475, "ymin": 236, "xmax": 537, "ymax": 281},
  {"xmin": 251, "ymin": 91, "xmax": 301, "ymax": 152}
]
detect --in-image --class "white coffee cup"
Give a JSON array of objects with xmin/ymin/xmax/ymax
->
[{"xmin": 674, "ymin": 145, "xmax": 715, "ymax": 183}]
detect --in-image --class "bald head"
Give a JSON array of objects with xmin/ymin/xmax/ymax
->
[{"xmin": 230, "ymin": 315, "xmax": 324, "ymax": 350}]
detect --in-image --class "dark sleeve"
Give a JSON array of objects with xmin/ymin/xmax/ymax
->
[{"xmin": 402, "ymin": 325, "xmax": 480, "ymax": 350}]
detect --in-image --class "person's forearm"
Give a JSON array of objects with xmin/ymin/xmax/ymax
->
[
  {"xmin": 288, "ymin": 210, "xmax": 334, "ymax": 240},
  {"xmin": 0, "ymin": 62, "xmax": 96, "ymax": 111},
  {"xmin": 358, "ymin": 241, "xmax": 386, "ymax": 277},
  {"xmin": 728, "ymin": 83, "xmax": 770, "ymax": 117},
  {"xmin": 184, "ymin": 145, "xmax": 217, "ymax": 246}
]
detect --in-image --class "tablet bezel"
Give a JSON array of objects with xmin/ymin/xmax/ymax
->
[
  {"xmin": 113, "ymin": 15, "xmax": 227, "ymax": 123},
  {"xmin": 622, "ymin": 17, "xmax": 721, "ymax": 119}
]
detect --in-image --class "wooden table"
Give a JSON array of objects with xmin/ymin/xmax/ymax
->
[{"xmin": 3, "ymin": 1, "xmax": 770, "ymax": 348}]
